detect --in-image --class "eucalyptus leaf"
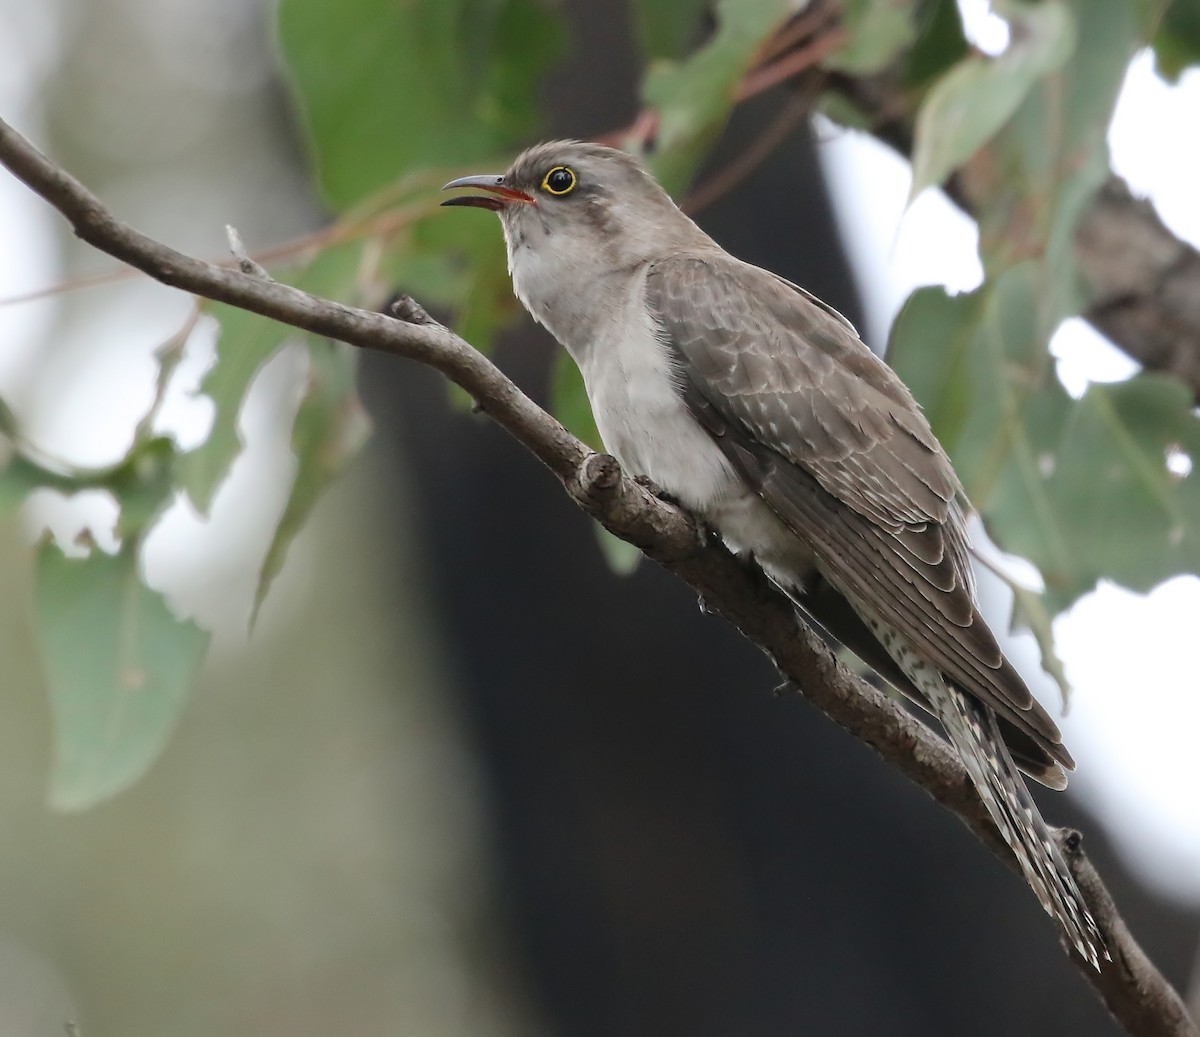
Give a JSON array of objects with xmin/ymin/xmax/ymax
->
[
  {"xmin": 175, "ymin": 304, "xmax": 293, "ymax": 515},
  {"xmin": 278, "ymin": 0, "xmax": 563, "ymax": 211},
  {"xmin": 35, "ymin": 540, "xmax": 211, "ymax": 811},
  {"xmin": 629, "ymin": 0, "xmax": 712, "ymax": 60},
  {"xmin": 177, "ymin": 243, "xmax": 365, "ymax": 516},
  {"xmin": 551, "ymin": 351, "xmax": 603, "ymax": 451},
  {"xmin": 904, "ymin": 0, "xmax": 969, "ymax": 87},
  {"xmin": 642, "ymin": 0, "xmax": 796, "ymax": 194},
  {"xmin": 890, "ymin": 272, "xmax": 1200, "ymax": 622},
  {"xmin": 909, "ymin": 1, "xmax": 1075, "ymax": 197},
  {"xmin": 1154, "ymin": 0, "xmax": 1200, "ymax": 80},
  {"xmin": 595, "ymin": 523, "xmax": 643, "ymax": 575},
  {"xmin": 252, "ymin": 339, "xmax": 371, "ymax": 624},
  {"xmin": 1007, "ymin": 580, "xmax": 1070, "ymax": 703},
  {"xmin": 826, "ymin": 0, "xmax": 916, "ymax": 75},
  {"xmin": 886, "ymin": 0, "xmax": 1158, "ymax": 684}
]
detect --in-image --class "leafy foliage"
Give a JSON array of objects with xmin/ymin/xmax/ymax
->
[
  {"xmin": 888, "ymin": 0, "xmax": 1188, "ymax": 691},
  {"xmin": 909, "ymin": 2, "xmax": 1075, "ymax": 198},
  {"xmin": 5, "ymin": 0, "xmax": 1200, "ymax": 804},
  {"xmin": 34, "ymin": 541, "xmax": 210, "ymax": 810},
  {"xmin": 8, "ymin": 0, "xmax": 566, "ymax": 806},
  {"xmin": 641, "ymin": 0, "xmax": 798, "ymax": 192},
  {"xmin": 276, "ymin": 0, "xmax": 563, "ymax": 210},
  {"xmin": 1154, "ymin": 0, "xmax": 1200, "ymax": 80}
]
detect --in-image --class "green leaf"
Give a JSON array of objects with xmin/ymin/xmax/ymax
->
[
  {"xmin": 629, "ymin": 0, "xmax": 711, "ymax": 60},
  {"xmin": 551, "ymin": 351, "xmax": 602, "ymax": 451},
  {"xmin": 888, "ymin": 0, "xmax": 1158, "ymax": 685},
  {"xmin": 34, "ymin": 540, "xmax": 211, "ymax": 811},
  {"xmin": 905, "ymin": 0, "xmax": 969, "ymax": 87},
  {"xmin": 1154, "ymin": 0, "xmax": 1200, "ymax": 80},
  {"xmin": 278, "ymin": 0, "xmax": 564, "ymax": 211},
  {"xmin": 641, "ymin": 0, "xmax": 796, "ymax": 193},
  {"xmin": 826, "ymin": 0, "xmax": 917, "ymax": 75},
  {"xmin": 909, "ymin": 1, "xmax": 1076, "ymax": 197},
  {"xmin": 631, "ymin": 0, "xmax": 711, "ymax": 60},
  {"xmin": 1037, "ymin": 375, "xmax": 1200, "ymax": 610},
  {"xmin": 177, "ymin": 243, "xmax": 365, "ymax": 515},
  {"xmin": 890, "ymin": 271, "xmax": 1200, "ymax": 621},
  {"xmin": 176, "ymin": 304, "xmax": 292, "ymax": 514},
  {"xmin": 1007, "ymin": 581, "xmax": 1070, "ymax": 703},
  {"xmin": 969, "ymin": 0, "xmax": 1141, "ymax": 281},
  {"xmin": 595, "ymin": 524, "xmax": 643, "ymax": 575},
  {"xmin": 252, "ymin": 339, "xmax": 371, "ymax": 623},
  {"xmin": 550, "ymin": 356, "xmax": 643, "ymax": 574},
  {"xmin": 109, "ymin": 436, "xmax": 178, "ymax": 539}
]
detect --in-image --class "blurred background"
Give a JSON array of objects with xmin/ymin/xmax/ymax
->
[{"xmin": 0, "ymin": 0, "xmax": 1197, "ymax": 1034}]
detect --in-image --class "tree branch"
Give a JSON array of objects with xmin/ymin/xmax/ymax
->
[{"xmin": 0, "ymin": 116, "xmax": 1194, "ymax": 1037}]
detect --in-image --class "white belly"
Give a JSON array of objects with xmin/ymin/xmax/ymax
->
[{"xmin": 576, "ymin": 275, "xmax": 816, "ymax": 588}]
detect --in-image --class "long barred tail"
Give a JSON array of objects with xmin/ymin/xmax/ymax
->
[
  {"xmin": 926, "ymin": 679, "xmax": 1108, "ymax": 968},
  {"xmin": 850, "ymin": 603, "xmax": 1109, "ymax": 968}
]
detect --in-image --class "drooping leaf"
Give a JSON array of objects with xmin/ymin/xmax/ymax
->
[
  {"xmin": 175, "ymin": 304, "xmax": 293, "ymax": 514},
  {"xmin": 1154, "ymin": 0, "xmax": 1200, "ymax": 80},
  {"xmin": 551, "ymin": 351, "xmax": 602, "ymax": 451},
  {"xmin": 595, "ymin": 524, "xmax": 643, "ymax": 575},
  {"xmin": 890, "ymin": 269, "xmax": 1200, "ymax": 626},
  {"xmin": 252, "ymin": 338, "xmax": 371, "ymax": 623},
  {"xmin": 826, "ymin": 0, "xmax": 917, "ymax": 75},
  {"xmin": 176, "ymin": 242, "xmax": 366, "ymax": 516},
  {"xmin": 641, "ymin": 0, "xmax": 797, "ymax": 193},
  {"xmin": 885, "ymin": 0, "xmax": 1161, "ymax": 684},
  {"xmin": 910, "ymin": 1, "xmax": 1075, "ymax": 198},
  {"xmin": 904, "ymin": 0, "xmax": 969, "ymax": 88},
  {"xmin": 550, "ymin": 354, "xmax": 643, "ymax": 574},
  {"xmin": 629, "ymin": 0, "xmax": 712, "ymax": 60},
  {"xmin": 109, "ymin": 436, "xmax": 178, "ymax": 539},
  {"xmin": 34, "ymin": 540, "xmax": 211, "ymax": 811},
  {"xmin": 278, "ymin": 0, "xmax": 564, "ymax": 211},
  {"xmin": 1007, "ymin": 581, "xmax": 1070, "ymax": 703},
  {"xmin": 278, "ymin": 0, "xmax": 560, "ymax": 421},
  {"xmin": 1036, "ymin": 375, "xmax": 1200, "ymax": 610},
  {"xmin": 967, "ymin": 0, "xmax": 1142, "ymax": 281}
]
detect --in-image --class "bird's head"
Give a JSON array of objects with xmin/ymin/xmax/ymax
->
[{"xmin": 441, "ymin": 140, "xmax": 710, "ymax": 268}]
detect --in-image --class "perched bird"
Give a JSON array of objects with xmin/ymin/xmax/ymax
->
[{"xmin": 442, "ymin": 140, "xmax": 1106, "ymax": 968}]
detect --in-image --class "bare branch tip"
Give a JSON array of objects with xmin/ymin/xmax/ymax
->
[
  {"xmin": 225, "ymin": 224, "xmax": 272, "ymax": 280},
  {"xmin": 580, "ymin": 451, "xmax": 623, "ymax": 498},
  {"xmin": 388, "ymin": 294, "xmax": 434, "ymax": 326}
]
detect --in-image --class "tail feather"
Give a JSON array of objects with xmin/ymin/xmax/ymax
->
[
  {"xmin": 928, "ymin": 679, "xmax": 1108, "ymax": 969},
  {"xmin": 849, "ymin": 601, "xmax": 1109, "ymax": 968}
]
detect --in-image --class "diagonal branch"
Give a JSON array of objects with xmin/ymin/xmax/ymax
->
[{"xmin": 0, "ymin": 116, "xmax": 1195, "ymax": 1037}]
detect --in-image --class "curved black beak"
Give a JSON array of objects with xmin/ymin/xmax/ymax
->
[{"xmin": 441, "ymin": 174, "xmax": 534, "ymax": 211}]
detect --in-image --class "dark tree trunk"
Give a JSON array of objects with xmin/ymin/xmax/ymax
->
[{"xmin": 361, "ymin": 5, "xmax": 1197, "ymax": 1032}]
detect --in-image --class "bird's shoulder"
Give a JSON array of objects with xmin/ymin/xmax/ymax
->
[
  {"xmin": 646, "ymin": 254, "xmax": 909, "ymax": 410},
  {"xmin": 644, "ymin": 252, "xmax": 962, "ymax": 527}
]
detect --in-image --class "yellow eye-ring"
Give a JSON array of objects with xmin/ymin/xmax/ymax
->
[{"xmin": 541, "ymin": 165, "xmax": 577, "ymax": 196}]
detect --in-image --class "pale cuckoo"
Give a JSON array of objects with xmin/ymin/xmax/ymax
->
[{"xmin": 442, "ymin": 140, "xmax": 1106, "ymax": 968}]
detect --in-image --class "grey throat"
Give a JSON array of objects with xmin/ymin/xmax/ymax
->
[{"xmin": 442, "ymin": 139, "xmax": 1107, "ymax": 969}]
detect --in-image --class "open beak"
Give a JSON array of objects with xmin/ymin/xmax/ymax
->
[{"xmin": 441, "ymin": 174, "xmax": 534, "ymax": 211}]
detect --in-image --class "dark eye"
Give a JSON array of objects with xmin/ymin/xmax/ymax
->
[{"xmin": 541, "ymin": 165, "xmax": 577, "ymax": 196}]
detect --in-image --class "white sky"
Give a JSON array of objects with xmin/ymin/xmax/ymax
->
[
  {"xmin": 819, "ymin": 40, "xmax": 1200, "ymax": 901},
  {"xmin": 1, "ymin": 1, "xmax": 1198, "ymax": 903}
]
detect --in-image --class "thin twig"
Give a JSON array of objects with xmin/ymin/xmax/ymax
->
[
  {"xmin": 684, "ymin": 85, "xmax": 822, "ymax": 215},
  {"xmin": 0, "ymin": 198, "xmax": 436, "ymax": 308},
  {"xmin": 0, "ymin": 115, "xmax": 1193, "ymax": 1037}
]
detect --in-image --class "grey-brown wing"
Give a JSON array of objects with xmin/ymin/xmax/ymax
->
[{"xmin": 645, "ymin": 255, "xmax": 1071, "ymax": 772}]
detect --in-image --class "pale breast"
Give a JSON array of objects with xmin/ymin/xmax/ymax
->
[
  {"xmin": 514, "ymin": 250, "xmax": 816, "ymax": 586},
  {"xmin": 578, "ymin": 276, "xmax": 734, "ymax": 510}
]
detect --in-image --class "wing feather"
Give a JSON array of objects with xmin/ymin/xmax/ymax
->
[{"xmin": 645, "ymin": 255, "xmax": 1069, "ymax": 767}]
